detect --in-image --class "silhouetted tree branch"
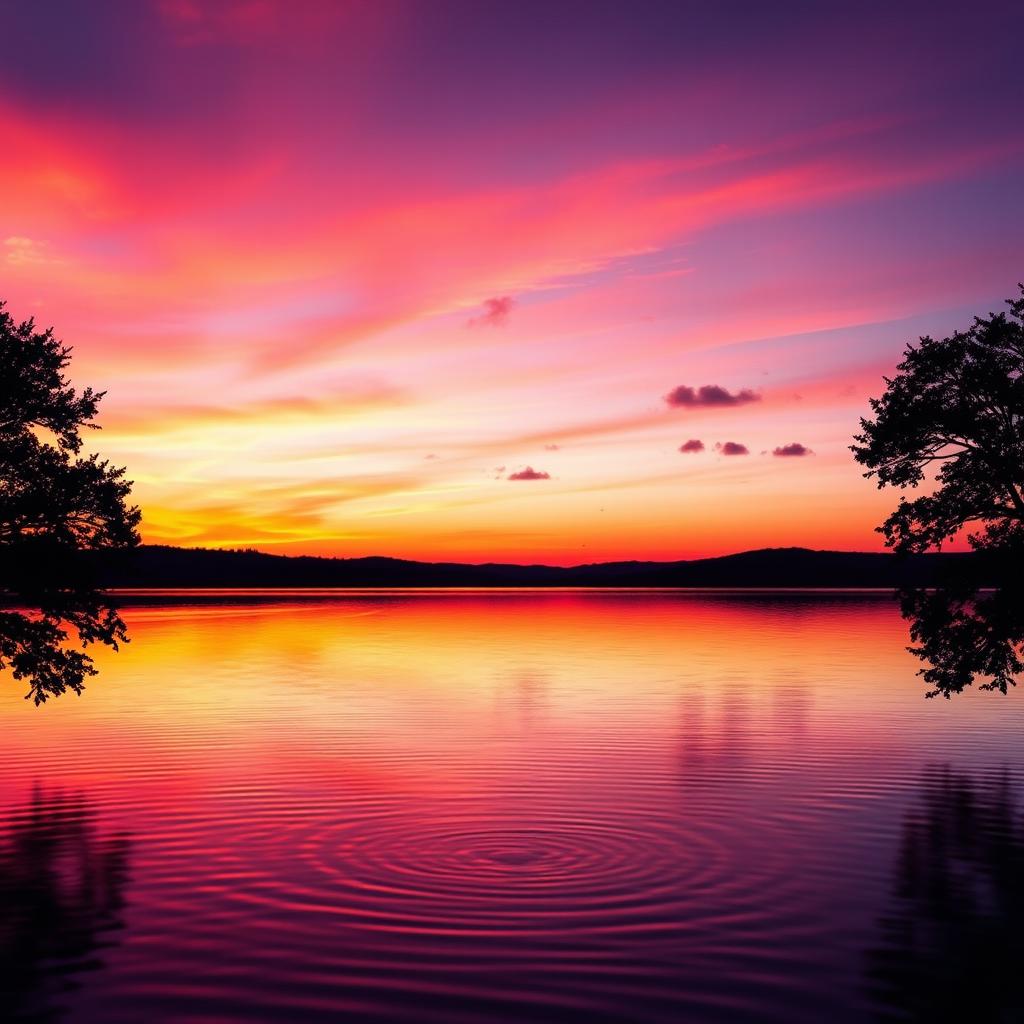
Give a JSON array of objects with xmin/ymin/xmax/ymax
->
[{"xmin": 852, "ymin": 287, "xmax": 1024, "ymax": 555}]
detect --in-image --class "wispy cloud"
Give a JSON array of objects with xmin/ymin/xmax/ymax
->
[{"xmin": 4, "ymin": 236, "xmax": 61, "ymax": 266}]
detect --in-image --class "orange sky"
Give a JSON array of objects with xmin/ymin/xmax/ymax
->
[{"xmin": 2, "ymin": 1, "xmax": 1022, "ymax": 563}]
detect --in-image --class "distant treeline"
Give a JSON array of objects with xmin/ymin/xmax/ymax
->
[{"xmin": 87, "ymin": 545, "xmax": 990, "ymax": 589}]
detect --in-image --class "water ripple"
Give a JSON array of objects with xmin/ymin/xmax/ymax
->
[{"xmin": 1, "ymin": 592, "xmax": 1023, "ymax": 1023}]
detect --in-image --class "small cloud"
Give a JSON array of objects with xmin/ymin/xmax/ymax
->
[
  {"xmin": 715, "ymin": 441, "xmax": 749, "ymax": 456},
  {"xmin": 509, "ymin": 466, "xmax": 550, "ymax": 480},
  {"xmin": 679, "ymin": 439, "xmax": 705, "ymax": 453},
  {"xmin": 424, "ymin": 453, "xmax": 438, "ymax": 460},
  {"xmin": 773, "ymin": 442, "xmax": 814, "ymax": 457},
  {"xmin": 544, "ymin": 443, "xmax": 560, "ymax": 451},
  {"xmin": 468, "ymin": 295, "xmax": 514, "ymax": 328},
  {"xmin": 664, "ymin": 384, "xmax": 760, "ymax": 408}
]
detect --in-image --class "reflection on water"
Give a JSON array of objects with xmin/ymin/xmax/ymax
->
[
  {"xmin": 866, "ymin": 768, "xmax": 1024, "ymax": 1022},
  {"xmin": 900, "ymin": 582, "xmax": 1024, "ymax": 698},
  {"xmin": 0, "ymin": 791, "xmax": 130, "ymax": 1022},
  {"xmin": 0, "ymin": 591, "xmax": 1022, "ymax": 1022},
  {"xmin": 0, "ymin": 539, "xmax": 131, "ymax": 704}
]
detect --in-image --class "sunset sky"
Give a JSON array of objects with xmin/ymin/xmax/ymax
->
[{"xmin": 3, "ymin": 0, "xmax": 1022, "ymax": 563}]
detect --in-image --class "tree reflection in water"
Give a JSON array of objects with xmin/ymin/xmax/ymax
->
[
  {"xmin": 0, "ymin": 539, "xmax": 131, "ymax": 705},
  {"xmin": 0, "ymin": 790, "xmax": 131, "ymax": 1022},
  {"xmin": 898, "ymin": 563, "xmax": 1023, "ymax": 698},
  {"xmin": 866, "ymin": 767, "xmax": 1024, "ymax": 1022}
]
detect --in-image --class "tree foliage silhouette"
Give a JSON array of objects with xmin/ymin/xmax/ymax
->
[
  {"xmin": 0, "ymin": 302, "xmax": 140, "ymax": 703},
  {"xmin": 851, "ymin": 288, "xmax": 1024, "ymax": 555},
  {"xmin": 853, "ymin": 288, "xmax": 1024, "ymax": 696}
]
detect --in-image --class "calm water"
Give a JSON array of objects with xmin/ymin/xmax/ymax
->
[{"xmin": 2, "ymin": 591, "xmax": 1022, "ymax": 1023}]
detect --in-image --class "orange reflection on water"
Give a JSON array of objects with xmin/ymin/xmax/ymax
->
[{"xmin": 0, "ymin": 590, "xmax": 1005, "ymax": 820}]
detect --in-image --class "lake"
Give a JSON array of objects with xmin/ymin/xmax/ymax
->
[{"xmin": 2, "ymin": 591, "xmax": 1022, "ymax": 1023}]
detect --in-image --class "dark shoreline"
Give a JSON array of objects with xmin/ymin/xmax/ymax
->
[{"xmin": 85, "ymin": 544, "xmax": 987, "ymax": 590}]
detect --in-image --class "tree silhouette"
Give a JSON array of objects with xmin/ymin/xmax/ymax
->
[
  {"xmin": 0, "ymin": 302, "xmax": 140, "ymax": 703},
  {"xmin": 852, "ymin": 288, "xmax": 1024, "ymax": 696},
  {"xmin": 851, "ymin": 288, "xmax": 1024, "ymax": 555}
]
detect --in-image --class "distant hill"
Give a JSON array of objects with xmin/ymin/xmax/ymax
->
[{"xmin": 91, "ymin": 545, "xmax": 986, "ymax": 589}]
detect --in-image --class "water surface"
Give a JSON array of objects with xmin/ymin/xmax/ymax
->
[{"xmin": 2, "ymin": 591, "xmax": 1022, "ymax": 1022}]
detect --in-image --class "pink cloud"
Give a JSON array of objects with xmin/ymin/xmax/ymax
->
[
  {"xmin": 665, "ymin": 384, "xmax": 760, "ymax": 408},
  {"xmin": 468, "ymin": 296, "xmax": 514, "ymax": 328},
  {"xmin": 509, "ymin": 467, "xmax": 550, "ymax": 481},
  {"xmin": 773, "ymin": 442, "xmax": 814, "ymax": 457},
  {"xmin": 716, "ymin": 441, "xmax": 749, "ymax": 456}
]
